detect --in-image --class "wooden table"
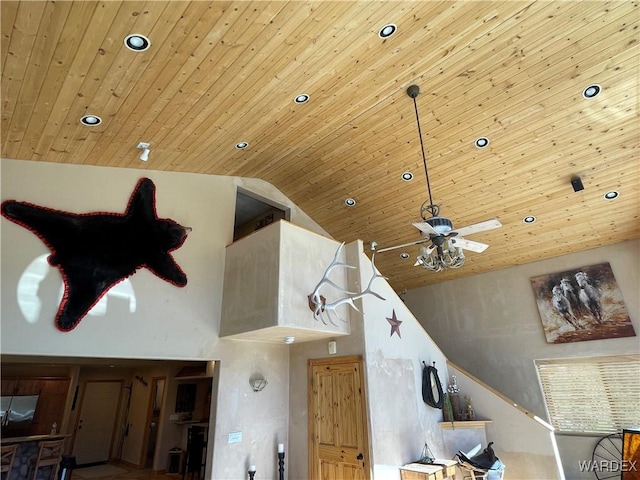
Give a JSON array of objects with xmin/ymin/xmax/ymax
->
[
  {"xmin": 433, "ymin": 459, "xmax": 458, "ymax": 479},
  {"xmin": 400, "ymin": 459, "xmax": 458, "ymax": 480},
  {"xmin": 400, "ymin": 463, "xmax": 444, "ymax": 480}
]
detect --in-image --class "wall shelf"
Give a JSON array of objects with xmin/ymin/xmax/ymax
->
[{"xmin": 438, "ymin": 420, "xmax": 493, "ymax": 429}]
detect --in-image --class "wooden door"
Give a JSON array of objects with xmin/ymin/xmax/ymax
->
[
  {"xmin": 308, "ymin": 355, "xmax": 370, "ymax": 480},
  {"xmin": 72, "ymin": 380, "xmax": 122, "ymax": 465}
]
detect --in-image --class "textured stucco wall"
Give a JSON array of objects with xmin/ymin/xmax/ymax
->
[
  {"xmin": 404, "ymin": 239, "xmax": 639, "ymax": 479},
  {"xmin": 357, "ymin": 247, "xmax": 450, "ymax": 479},
  {"xmin": 0, "ymin": 157, "xmax": 326, "ymax": 479}
]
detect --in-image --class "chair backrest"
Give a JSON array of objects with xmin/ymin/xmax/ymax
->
[
  {"xmin": 35, "ymin": 439, "xmax": 64, "ymax": 466},
  {"xmin": 456, "ymin": 454, "xmax": 490, "ymax": 480},
  {"xmin": 0, "ymin": 444, "xmax": 18, "ymax": 473}
]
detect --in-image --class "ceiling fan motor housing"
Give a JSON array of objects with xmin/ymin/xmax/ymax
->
[{"xmin": 425, "ymin": 216, "xmax": 453, "ymax": 235}]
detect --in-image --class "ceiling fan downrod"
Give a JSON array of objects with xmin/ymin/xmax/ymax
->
[{"xmin": 407, "ymin": 85, "xmax": 438, "ymax": 220}]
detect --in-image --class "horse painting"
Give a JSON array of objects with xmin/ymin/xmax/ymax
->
[{"xmin": 530, "ymin": 262, "xmax": 635, "ymax": 344}]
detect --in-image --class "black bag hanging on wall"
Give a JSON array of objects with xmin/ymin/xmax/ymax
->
[{"xmin": 422, "ymin": 361, "xmax": 444, "ymax": 409}]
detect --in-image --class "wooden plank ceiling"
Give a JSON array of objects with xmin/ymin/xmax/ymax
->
[{"xmin": 2, "ymin": 1, "xmax": 638, "ymax": 292}]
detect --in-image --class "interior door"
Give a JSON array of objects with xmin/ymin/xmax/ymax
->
[
  {"xmin": 308, "ymin": 355, "xmax": 370, "ymax": 480},
  {"xmin": 72, "ymin": 380, "xmax": 122, "ymax": 465}
]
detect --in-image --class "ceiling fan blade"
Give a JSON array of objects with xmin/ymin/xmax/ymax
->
[
  {"xmin": 375, "ymin": 238, "xmax": 430, "ymax": 254},
  {"xmin": 412, "ymin": 221, "xmax": 439, "ymax": 236},
  {"xmin": 450, "ymin": 218, "xmax": 502, "ymax": 237},
  {"xmin": 449, "ymin": 236, "xmax": 489, "ymax": 253}
]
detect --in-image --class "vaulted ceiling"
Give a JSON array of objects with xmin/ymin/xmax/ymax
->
[{"xmin": 2, "ymin": 1, "xmax": 638, "ymax": 292}]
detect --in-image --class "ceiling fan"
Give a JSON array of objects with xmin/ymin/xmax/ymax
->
[{"xmin": 373, "ymin": 85, "xmax": 502, "ymax": 272}]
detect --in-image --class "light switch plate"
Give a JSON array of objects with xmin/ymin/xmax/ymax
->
[{"xmin": 228, "ymin": 431, "xmax": 242, "ymax": 444}]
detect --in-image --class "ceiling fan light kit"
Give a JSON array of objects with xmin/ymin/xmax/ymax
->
[{"xmin": 372, "ymin": 85, "xmax": 502, "ymax": 272}]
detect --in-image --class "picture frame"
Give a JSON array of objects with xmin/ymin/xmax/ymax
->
[
  {"xmin": 622, "ymin": 428, "xmax": 640, "ymax": 480},
  {"xmin": 530, "ymin": 262, "xmax": 635, "ymax": 344}
]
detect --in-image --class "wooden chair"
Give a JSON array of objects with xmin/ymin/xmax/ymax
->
[
  {"xmin": 457, "ymin": 456, "xmax": 491, "ymax": 480},
  {"xmin": 456, "ymin": 456, "xmax": 505, "ymax": 480},
  {"xmin": 1, "ymin": 444, "xmax": 18, "ymax": 480},
  {"xmin": 29, "ymin": 439, "xmax": 64, "ymax": 480}
]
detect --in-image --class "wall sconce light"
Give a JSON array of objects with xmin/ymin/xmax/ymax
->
[
  {"xmin": 137, "ymin": 142, "xmax": 150, "ymax": 161},
  {"xmin": 249, "ymin": 374, "xmax": 267, "ymax": 392}
]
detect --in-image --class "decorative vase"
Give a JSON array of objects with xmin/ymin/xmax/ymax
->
[
  {"xmin": 443, "ymin": 393, "xmax": 455, "ymax": 422},
  {"xmin": 465, "ymin": 396, "xmax": 476, "ymax": 421},
  {"xmin": 450, "ymin": 392, "xmax": 463, "ymax": 421}
]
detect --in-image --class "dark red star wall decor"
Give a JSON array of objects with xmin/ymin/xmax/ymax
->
[
  {"xmin": 1, "ymin": 177, "xmax": 191, "ymax": 332},
  {"xmin": 386, "ymin": 309, "xmax": 403, "ymax": 338}
]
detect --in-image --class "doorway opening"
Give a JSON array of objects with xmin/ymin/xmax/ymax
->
[
  {"xmin": 233, "ymin": 188, "xmax": 290, "ymax": 241},
  {"xmin": 142, "ymin": 377, "xmax": 165, "ymax": 469},
  {"xmin": 1, "ymin": 356, "xmax": 217, "ymax": 476}
]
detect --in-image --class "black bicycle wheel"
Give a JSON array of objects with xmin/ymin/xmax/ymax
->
[{"xmin": 592, "ymin": 432, "xmax": 623, "ymax": 480}]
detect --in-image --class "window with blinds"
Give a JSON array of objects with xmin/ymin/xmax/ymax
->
[{"xmin": 535, "ymin": 354, "xmax": 640, "ymax": 435}]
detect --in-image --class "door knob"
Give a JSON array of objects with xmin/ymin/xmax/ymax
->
[{"xmin": 357, "ymin": 453, "xmax": 363, "ymax": 460}]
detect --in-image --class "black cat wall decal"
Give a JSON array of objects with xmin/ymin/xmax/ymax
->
[{"xmin": 1, "ymin": 178, "xmax": 191, "ymax": 332}]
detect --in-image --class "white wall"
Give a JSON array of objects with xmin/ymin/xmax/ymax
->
[
  {"xmin": 403, "ymin": 239, "xmax": 639, "ymax": 479},
  {"xmin": 221, "ymin": 220, "xmax": 350, "ymax": 340},
  {"xmin": 287, "ymin": 240, "xmax": 368, "ymax": 480},
  {"xmin": 357, "ymin": 246, "xmax": 450, "ymax": 479},
  {"xmin": 449, "ymin": 364, "xmax": 560, "ymax": 480},
  {"xmin": 287, "ymin": 239, "xmax": 449, "ymax": 480},
  {"xmin": 0, "ymin": 157, "xmax": 327, "ymax": 479}
]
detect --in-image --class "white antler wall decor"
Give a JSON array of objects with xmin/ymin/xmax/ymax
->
[{"xmin": 308, "ymin": 242, "xmax": 386, "ymax": 326}]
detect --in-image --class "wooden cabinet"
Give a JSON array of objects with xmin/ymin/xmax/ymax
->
[{"xmin": 1, "ymin": 377, "xmax": 71, "ymax": 436}]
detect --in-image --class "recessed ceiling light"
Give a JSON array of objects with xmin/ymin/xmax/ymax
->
[
  {"xmin": 401, "ymin": 171, "xmax": 414, "ymax": 181},
  {"xmin": 235, "ymin": 141, "xmax": 249, "ymax": 149},
  {"xmin": 474, "ymin": 137, "xmax": 490, "ymax": 148},
  {"xmin": 400, "ymin": 252, "xmax": 410, "ymax": 259},
  {"xmin": 523, "ymin": 216, "xmax": 536, "ymax": 224},
  {"xmin": 124, "ymin": 34, "xmax": 150, "ymax": 52},
  {"xmin": 294, "ymin": 93, "xmax": 309, "ymax": 104},
  {"xmin": 378, "ymin": 24, "xmax": 397, "ymax": 39},
  {"xmin": 344, "ymin": 198, "xmax": 356, "ymax": 207},
  {"xmin": 284, "ymin": 336, "xmax": 295, "ymax": 344},
  {"xmin": 603, "ymin": 190, "xmax": 619, "ymax": 200},
  {"xmin": 80, "ymin": 115, "xmax": 102, "ymax": 126},
  {"xmin": 582, "ymin": 84, "xmax": 601, "ymax": 99}
]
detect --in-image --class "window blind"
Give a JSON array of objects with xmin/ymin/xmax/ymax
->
[{"xmin": 535, "ymin": 354, "xmax": 640, "ymax": 435}]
